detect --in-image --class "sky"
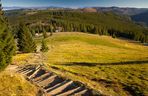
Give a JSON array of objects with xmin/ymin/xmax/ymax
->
[{"xmin": 2, "ymin": 0, "xmax": 148, "ymax": 8}]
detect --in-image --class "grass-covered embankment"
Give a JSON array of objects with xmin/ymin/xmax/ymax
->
[
  {"xmin": 43, "ymin": 32, "xmax": 148, "ymax": 96},
  {"xmin": 0, "ymin": 71, "xmax": 38, "ymax": 96}
]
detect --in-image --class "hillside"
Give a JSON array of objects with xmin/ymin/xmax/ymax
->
[
  {"xmin": 132, "ymin": 11, "xmax": 148, "ymax": 26},
  {"xmin": 5, "ymin": 10, "xmax": 148, "ymax": 43},
  {"xmin": 1, "ymin": 0, "xmax": 148, "ymax": 96},
  {"xmin": 81, "ymin": 8, "xmax": 97, "ymax": 12},
  {"xmin": 82, "ymin": 7, "xmax": 148, "ymax": 27},
  {"xmin": 3, "ymin": 32, "xmax": 148, "ymax": 96},
  {"xmin": 0, "ymin": 67, "xmax": 38, "ymax": 96},
  {"xmin": 2, "ymin": 8, "xmax": 148, "ymax": 95},
  {"xmin": 38, "ymin": 32, "xmax": 148, "ymax": 96},
  {"xmin": 93, "ymin": 7, "xmax": 148, "ymax": 15}
]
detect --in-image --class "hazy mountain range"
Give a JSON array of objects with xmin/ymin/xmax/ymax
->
[
  {"xmin": 93, "ymin": 7, "xmax": 148, "ymax": 15},
  {"xmin": 4, "ymin": 6, "xmax": 148, "ymax": 26},
  {"xmin": 4, "ymin": 6, "xmax": 148, "ymax": 14},
  {"xmin": 131, "ymin": 11, "xmax": 148, "ymax": 25},
  {"xmin": 3, "ymin": 7, "xmax": 24, "ymax": 10},
  {"xmin": 90, "ymin": 7, "xmax": 148, "ymax": 26},
  {"xmin": 3, "ymin": 6, "xmax": 67, "ymax": 10}
]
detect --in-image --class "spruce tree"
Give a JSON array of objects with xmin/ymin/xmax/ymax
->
[
  {"xmin": 40, "ymin": 39, "xmax": 48, "ymax": 52},
  {"xmin": 43, "ymin": 28, "xmax": 48, "ymax": 38},
  {"xmin": 50, "ymin": 25, "xmax": 53, "ymax": 36},
  {"xmin": 17, "ymin": 23, "xmax": 37, "ymax": 53},
  {"xmin": 0, "ymin": 0, "xmax": 16, "ymax": 70},
  {"xmin": 0, "ymin": 0, "xmax": 3, "ymax": 15}
]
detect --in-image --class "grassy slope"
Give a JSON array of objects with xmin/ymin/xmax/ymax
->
[
  {"xmin": 6, "ymin": 10, "xmax": 148, "ymax": 37},
  {"xmin": 42, "ymin": 32, "xmax": 148, "ymax": 96},
  {"xmin": 0, "ymin": 72, "xmax": 37, "ymax": 96},
  {"xmin": 12, "ymin": 53, "xmax": 33, "ymax": 65},
  {"xmin": 0, "ymin": 53, "xmax": 38, "ymax": 96}
]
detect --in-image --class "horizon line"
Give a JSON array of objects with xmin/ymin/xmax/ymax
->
[{"xmin": 3, "ymin": 6, "xmax": 148, "ymax": 9}]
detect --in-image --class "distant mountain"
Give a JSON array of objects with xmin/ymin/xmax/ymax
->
[
  {"xmin": 4, "ymin": 6, "xmax": 148, "ymax": 26},
  {"xmin": 4, "ymin": 6, "xmax": 148, "ymax": 15},
  {"xmin": 81, "ymin": 8, "xmax": 97, "ymax": 12},
  {"xmin": 131, "ymin": 11, "xmax": 148, "ymax": 26},
  {"xmin": 3, "ymin": 7, "xmax": 24, "ymax": 10},
  {"xmin": 3, "ymin": 6, "xmax": 69, "ymax": 11},
  {"xmin": 82, "ymin": 7, "xmax": 148, "ymax": 26},
  {"xmin": 92, "ymin": 7, "xmax": 148, "ymax": 16}
]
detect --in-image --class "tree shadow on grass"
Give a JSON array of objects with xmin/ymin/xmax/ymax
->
[{"xmin": 55, "ymin": 60, "xmax": 148, "ymax": 67}]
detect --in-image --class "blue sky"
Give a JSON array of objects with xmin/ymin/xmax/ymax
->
[{"xmin": 2, "ymin": 0, "xmax": 148, "ymax": 8}]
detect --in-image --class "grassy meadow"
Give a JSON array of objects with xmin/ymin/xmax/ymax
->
[
  {"xmin": 9, "ymin": 32, "xmax": 148, "ymax": 96},
  {"xmin": 2, "ymin": 4, "xmax": 148, "ymax": 96},
  {"xmin": 42, "ymin": 32, "xmax": 148, "ymax": 96}
]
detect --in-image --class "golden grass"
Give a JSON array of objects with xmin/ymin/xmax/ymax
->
[
  {"xmin": 12, "ymin": 53, "xmax": 42, "ymax": 65},
  {"xmin": 43, "ymin": 32, "xmax": 148, "ymax": 95},
  {"xmin": 0, "ymin": 50, "xmax": 39, "ymax": 96},
  {"xmin": 10, "ymin": 32, "xmax": 148, "ymax": 95},
  {"xmin": 0, "ymin": 72, "xmax": 38, "ymax": 96},
  {"xmin": 12, "ymin": 53, "xmax": 33, "ymax": 65},
  {"xmin": 45, "ymin": 32, "xmax": 148, "ymax": 63}
]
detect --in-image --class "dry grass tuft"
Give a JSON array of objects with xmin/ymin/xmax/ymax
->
[{"xmin": 0, "ymin": 71, "xmax": 38, "ymax": 96}]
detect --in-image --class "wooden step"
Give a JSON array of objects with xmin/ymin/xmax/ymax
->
[
  {"xmin": 42, "ymin": 76, "xmax": 62, "ymax": 88},
  {"xmin": 21, "ymin": 69, "xmax": 31, "ymax": 74},
  {"xmin": 28, "ymin": 66, "xmax": 41, "ymax": 79},
  {"xmin": 46, "ymin": 80, "xmax": 69, "ymax": 92},
  {"xmin": 47, "ymin": 81, "xmax": 74, "ymax": 95},
  {"xmin": 17, "ymin": 66, "xmax": 26, "ymax": 70},
  {"xmin": 23, "ymin": 69, "xmax": 34, "ymax": 75},
  {"xmin": 31, "ymin": 69, "xmax": 47, "ymax": 79},
  {"xmin": 35, "ymin": 73, "xmax": 53, "ymax": 83},
  {"xmin": 17, "ymin": 68, "xmax": 28, "ymax": 73},
  {"xmin": 17, "ymin": 65, "xmax": 34, "ymax": 72},
  {"xmin": 37, "ymin": 75, "xmax": 58, "ymax": 87},
  {"xmin": 44, "ymin": 77, "xmax": 64, "ymax": 90},
  {"xmin": 15, "ymin": 65, "xmax": 100, "ymax": 96},
  {"xmin": 73, "ymin": 89, "xmax": 88, "ymax": 96},
  {"xmin": 33, "ymin": 72, "xmax": 51, "ymax": 82},
  {"xmin": 57, "ymin": 87, "xmax": 82, "ymax": 96}
]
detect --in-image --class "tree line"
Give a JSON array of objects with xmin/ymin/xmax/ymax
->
[
  {"xmin": 0, "ymin": 2, "xmax": 15, "ymax": 70},
  {"xmin": 47, "ymin": 11, "xmax": 148, "ymax": 43},
  {"xmin": 8, "ymin": 10, "xmax": 148, "ymax": 43},
  {"xmin": 0, "ymin": 2, "xmax": 48, "ymax": 70}
]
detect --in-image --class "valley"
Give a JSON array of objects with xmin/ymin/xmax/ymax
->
[{"xmin": 0, "ymin": 1, "xmax": 148, "ymax": 95}]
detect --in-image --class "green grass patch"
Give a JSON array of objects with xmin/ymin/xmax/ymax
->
[{"xmin": 43, "ymin": 32, "xmax": 148, "ymax": 95}]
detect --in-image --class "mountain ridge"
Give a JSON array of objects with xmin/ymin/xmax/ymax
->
[{"xmin": 132, "ymin": 11, "xmax": 148, "ymax": 26}]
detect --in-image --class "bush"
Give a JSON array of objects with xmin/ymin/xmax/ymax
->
[{"xmin": 40, "ymin": 39, "xmax": 49, "ymax": 52}]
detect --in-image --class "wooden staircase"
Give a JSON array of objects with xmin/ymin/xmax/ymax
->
[{"xmin": 16, "ymin": 65, "xmax": 100, "ymax": 96}]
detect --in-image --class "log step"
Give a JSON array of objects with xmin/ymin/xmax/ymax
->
[
  {"xmin": 57, "ymin": 87, "xmax": 83, "ymax": 96},
  {"xmin": 47, "ymin": 81, "xmax": 74, "ymax": 95}
]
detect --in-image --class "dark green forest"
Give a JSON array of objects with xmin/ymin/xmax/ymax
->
[
  {"xmin": 17, "ymin": 22, "xmax": 37, "ymax": 53},
  {"xmin": 2, "ymin": 4, "xmax": 147, "ymax": 71},
  {"xmin": 6, "ymin": 10, "xmax": 148, "ymax": 43},
  {"xmin": 0, "ymin": 5, "xmax": 16, "ymax": 70},
  {"xmin": 132, "ymin": 11, "xmax": 148, "ymax": 26}
]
